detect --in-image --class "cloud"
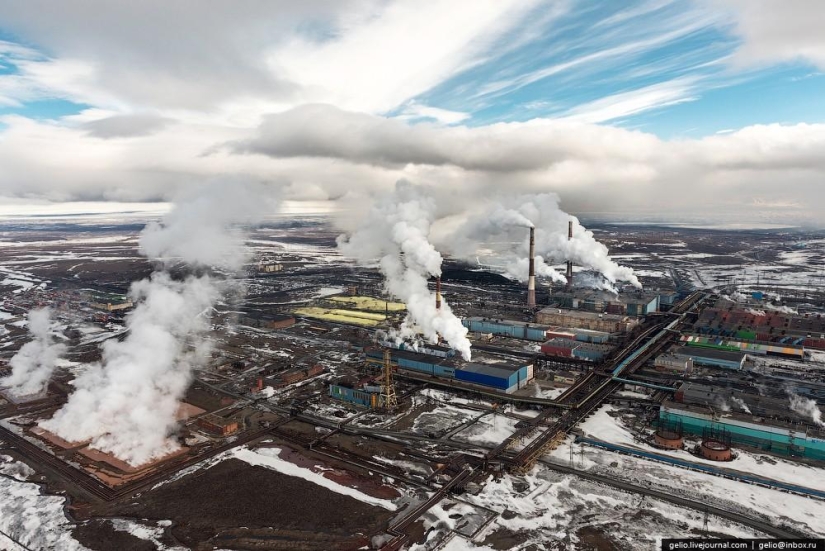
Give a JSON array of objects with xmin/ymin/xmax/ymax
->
[
  {"xmin": 82, "ymin": 113, "xmax": 171, "ymax": 138},
  {"xmin": 719, "ymin": 0, "xmax": 825, "ymax": 69}
]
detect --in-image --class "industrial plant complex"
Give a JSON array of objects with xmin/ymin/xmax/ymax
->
[{"xmin": 1, "ymin": 218, "xmax": 825, "ymax": 550}]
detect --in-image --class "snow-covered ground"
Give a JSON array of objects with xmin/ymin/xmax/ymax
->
[
  {"xmin": 546, "ymin": 405, "xmax": 825, "ymax": 536},
  {"xmin": 452, "ymin": 413, "xmax": 518, "ymax": 447},
  {"xmin": 412, "ymin": 405, "xmax": 479, "ymax": 436},
  {"xmin": 413, "ymin": 465, "xmax": 762, "ymax": 551},
  {"xmin": 232, "ymin": 446, "xmax": 397, "ymax": 510},
  {"xmin": 0, "ymin": 460, "xmax": 88, "ymax": 550},
  {"xmin": 577, "ymin": 405, "xmax": 825, "ymax": 492}
]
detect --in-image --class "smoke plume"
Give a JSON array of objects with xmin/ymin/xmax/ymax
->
[
  {"xmin": 444, "ymin": 193, "xmax": 640, "ymax": 288},
  {"xmin": 41, "ymin": 182, "xmax": 276, "ymax": 466},
  {"xmin": 0, "ymin": 308, "xmax": 66, "ymax": 397},
  {"xmin": 788, "ymin": 393, "xmax": 824, "ymax": 427},
  {"xmin": 731, "ymin": 396, "xmax": 751, "ymax": 414},
  {"xmin": 337, "ymin": 182, "xmax": 472, "ymax": 360}
]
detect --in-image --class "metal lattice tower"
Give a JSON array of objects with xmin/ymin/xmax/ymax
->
[{"xmin": 381, "ymin": 348, "xmax": 398, "ymax": 410}]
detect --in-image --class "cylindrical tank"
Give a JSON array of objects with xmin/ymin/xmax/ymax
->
[
  {"xmin": 654, "ymin": 429, "xmax": 684, "ymax": 450},
  {"xmin": 700, "ymin": 440, "xmax": 732, "ymax": 461}
]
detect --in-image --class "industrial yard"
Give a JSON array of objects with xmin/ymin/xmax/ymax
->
[{"xmin": 2, "ymin": 215, "xmax": 825, "ymax": 551}]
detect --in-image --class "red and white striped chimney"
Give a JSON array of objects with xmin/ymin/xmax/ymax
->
[
  {"xmin": 527, "ymin": 226, "xmax": 536, "ymax": 308},
  {"xmin": 435, "ymin": 276, "xmax": 442, "ymax": 310}
]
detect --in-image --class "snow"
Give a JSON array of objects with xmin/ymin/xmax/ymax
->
[
  {"xmin": 231, "ymin": 446, "xmax": 397, "ymax": 511},
  {"xmin": 0, "ymin": 455, "xmax": 35, "ymax": 481},
  {"xmin": 577, "ymin": 405, "xmax": 825, "ymax": 493},
  {"xmin": 109, "ymin": 519, "xmax": 187, "ymax": 551},
  {"xmin": 412, "ymin": 405, "xmax": 479, "ymax": 436},
  {"xmin": 452, "ymin": 414, "xmax": 518, "ymax": 447},
  {"xmin": 454, "ymin": 466, "xmax": 761, "ymax": 550},
  {"xmin": 0, "ymin": 464, "xmax": 89, "ymax": 550}
]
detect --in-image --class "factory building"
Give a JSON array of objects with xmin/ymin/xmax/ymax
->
[
  {"xmin": 673, "ymin": 383, "xmax": 799, "ymax": 419},
  {"xmin": 545, "ymin": 326, "xmax": 610, "ymax": 344},
  {"xmin": 240, "ymin": 310, "xmax": 296, "ymax": 330},
  {"xmin": 365, "ymin": 349, "xmax": 533, "ymax": 394},
  {"xmin": 329, "ymin": 383, "xmax": 383, "ymax": 408},
  {"xmin": 654, "ymin": 353, "xmax": 694, "ymax": 373},
  {"xmin": 551, "ymin": 290, "xmax": 660, "ymax": 317},
  {"xmin": 536, "ymin": 308, "xmax": 635, "ymax": 333},
  {"xmin": 540, "ymin": 338, "xmax": 614, "ymax": 362},
  {"xmin": 377, "ymin": 339, "xmax": 456, "ymax": 358},
  {"xmin": 197, "ymin": 414, "xmax": 240, "ymax": 436},
  {"xmin": 454, "ymin": 363, "xmax": 531, "ymax": 393},
  {"xmin": 461, "ymin": 318, "xmax": 550, "ymax": 341},
  {"xmin": 693, "ymin": 302, "xmax": 825, "ymax": 351},
  {"xmin": 670, "ymin": 346, "xmax": 747, "ymax": 370},
  {"xmin": 680, "ymin": 334, "xmax": 804, "ymax": 360},
  {"xmin": 660, "ymin": 401, "xmax": 825, "ymax": 460}
]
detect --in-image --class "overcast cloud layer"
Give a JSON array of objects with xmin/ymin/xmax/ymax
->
[{"xmin": 0, "ymin": 0, "xmax": 823, "ymax": 225}]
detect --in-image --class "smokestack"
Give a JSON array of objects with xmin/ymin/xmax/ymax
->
[
  {"xmin": 435, "ymin": 276, "xmax": 442, "ymax": 310},
  {"xmin": 527, "ymin": 226, "xmax": 536, "ymax": 308},
  {"xmin": 566, "ymin": 220, "xmax": 573, "ymax": 290}
]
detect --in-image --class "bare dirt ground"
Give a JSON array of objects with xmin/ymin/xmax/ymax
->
[{"xmin": 88, "ymin": 458, "xmax": 393, "ymax": 551}]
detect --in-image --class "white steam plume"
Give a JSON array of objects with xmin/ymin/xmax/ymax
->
[
  {"xmin": 444, "ymin": 193, "xmax": 640, "ymax": 288},
  {"xmin": 337, "ymin": 182, "xmax": 472, "ymax": 360},
  {"xmin": 41, "ymin": 182, "xmax": 277, "ymax": 466},
  {"xmin": 504, "ymin": 256, "xmax": 566, "ymax": 284},
  {"xmin": 788, "ymin": 393, "xmax": 824, "ymax": 427},
  {"xmin": 731, "ymin": 396, "xmax": 751, "ymax": 414},
  {"xmin": 1, "ymin": 308, "xmax": 66, "ymax": 397}
]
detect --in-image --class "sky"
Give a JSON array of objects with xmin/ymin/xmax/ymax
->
[{"xmin": 0, "ymin": 0, "xmax": 823, "ymax": 226}]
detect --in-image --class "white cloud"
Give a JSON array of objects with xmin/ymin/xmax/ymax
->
[
  {"xmin": 719, "ymin": 0, "xmax": 825, "ymax": 69},
  {"xmin": 561, "ymin": 77, "xmax": 700, "ymax": 123}
]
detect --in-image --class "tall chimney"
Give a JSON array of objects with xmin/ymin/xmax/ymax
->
[
  {"xmin": 435, "ymin": 276, "xmax": 442, "ymax": 310},
  {"xmin": 565, "ymin": 220, "xmax": 573, "ymax": 290},
  {"xmin": 527, "ymin": 226, "xmax": 536, "ymax": 309}
]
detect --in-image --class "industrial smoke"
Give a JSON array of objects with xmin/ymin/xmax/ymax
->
[
  {"xmin": 0, "ymin": 308, "xmax": 66, "ymax": 397},
  {"xmin": 788, "ymin": 392, "xmax": 824, "ymax": 427},
  {"xmin": 41, "ymin": 182, "xmax": 275, "ymax": 466},
  {"xmin": 337, "ymin": 182, "xmax": 472, "ymax": 360},
  {"xmin": 446, "ymin": 193, "xmax": 640, "ymax": 288}
]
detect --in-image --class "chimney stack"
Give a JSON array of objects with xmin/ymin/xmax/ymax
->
[
  {"xmin": 435, "ymin": 276, "xmax": 442, "ymax": 310},
  {"xmin": 527, "ymin": 226, "xmax": 536, "ymax": 308},
  {"xmin": 565, "ymin": 220, "xmax": 573, "ymax": 290}
]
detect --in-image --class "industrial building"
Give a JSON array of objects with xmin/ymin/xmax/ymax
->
[
  {"xmin": 674, "ymin": 383, "xmax": 807, "ymax": 420},
  {"xmin": 545, "ymin": 326, "xmax": 610, "ymax": 344},
  {"xmin": 462, "ymin": 318, "xmax": 550, "ymax": 341},
  {"xmin": 197, "ymin": 414, "xmax": 240, "ymax": 436},
  {"xmin": 240, "ymin": 310, "xmax": 296, "ymax": 330},
  {"xmin": 694, "ymin": 300, "xmax": 825, "ymax": 350},
  {"xmin": 365, "ymin": 348, "xmax": 533, "ymax": 394},
  {"xmin": 550, "ymin": 289, "xmax": 660, "ymax": 317},
  {"xmin": 329, "ymin": 383, "xmax": 383, "ymax": 408},
  {"xmin": 654, "ymin": 353, "xmax": 694, "ymax": 373},
  {"xmin": 660, "ymin": 401, "xmax": 825, "ymax": 460},
  {"xmin": 679, "ymin": 334, "xmax": 804, "ymax": 360},
  {"xmin": 669, "ymin": 346, "xmax": 747, "ymax": 370},
  {"xmin": 540, "ymin": 338, "xmax": 614, "ymax": 362},
  {"xmin": 536, "ymin": 308, "xmax": 636, "ymax": 333}
]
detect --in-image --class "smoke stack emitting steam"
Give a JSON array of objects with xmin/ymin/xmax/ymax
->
[
  {"xmin": 443, "ymin": 193, "xmax": 640, "ymax": 290},
  {"xmin": 40, "ymin": 182, "xmax": 277, "ymax": 466},
  {"xmin": 526, "ymin": 226, "xmax": 536, "ymax": 308},
  {"xmin": 565, "ymin": 219, "xmax": 573, "ymax": 290},
  {"xmin": 435, "ymin": 276, "xmax": 442, "ymax": 310},
  {"xmin": 338, "ymin": 182, "xmax": 471, "ymax": 360},
  {"xmin": 0, "ymin": 308, "xmax": 66, "ymax": 397}
]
